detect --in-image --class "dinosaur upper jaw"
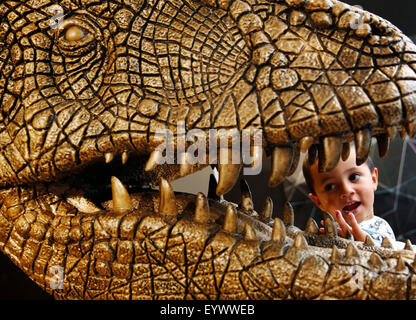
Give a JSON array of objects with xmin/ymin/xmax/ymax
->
[{"xmin": 0, "ymin": 0, "xmax": 416, "ymax": 195}]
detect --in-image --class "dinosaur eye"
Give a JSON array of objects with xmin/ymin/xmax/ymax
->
[
  {"xmin": 64, "ymin": 25, "xmax": 86, "ymax": 41},
  {"xmin": 55, "ymin": 17, "xmax": 100, "ymax": 55}
]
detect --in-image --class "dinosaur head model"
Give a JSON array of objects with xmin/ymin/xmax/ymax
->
[{"xmin": 0, "ymin": 0, "xmax": 415, "ymax": 299}]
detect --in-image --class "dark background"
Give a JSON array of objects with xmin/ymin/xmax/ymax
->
[{"xmin": 1, "ymin": 0, "xmax": 416, "ymax": 300}]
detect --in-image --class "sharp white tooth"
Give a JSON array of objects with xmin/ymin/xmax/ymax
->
[
  {"xmin": 240, "ymin": 179, "xmax": 254, "ymax": 212},
  {"xmin": 223, "ymin": 203, "xmax": 237, "ymax": 233},
  {"xmin": 341, "ymin": 142, "xmax": 350, "ymax": 161},
  {"xmin": 159, "ymin": 178, "xmax": 177, "ymax": 216},
  {"xmin": 179, "ymin": 152, "xmax": 192, "ymax": 177},
  {"xmin": 250, "ymin": 144, "xmax": 263, "ymax": 171},
  {"xmin": 387, "ymin": 127, "xmax": 397, "ymax": 139},
  {"xmin": 194, "ymin": 192, "xmax": 210, "ymax": 223},
  {"xmin": 268, "ymin": 146, "xmax": 294, "ymax": 188},
  {"xmin": 271, "ymin": 218, "xmax": 286, "ymax": 243},
  {"xmin": 299, "ymin": 136, "xmax": 314, "ymax": 153},
  {"xmin": 355, "ymin": 129, "xmax": 372, "ymax": 166},
  {"xmin": 145, "ymin": 150, "xmax": 162, "ymax": 171},
  {"xmin": 121, "ymin": 151, "xmax": 129, "ymax": 165},
  {"xmin": 243, "ymin": 223, "xmax": 257, "ymax": 241},
  {"xmin": 318, "ymin": 136, "xmax": 342, "ymax": 173},
  {"xmin": 111, "ymin": 176, "xmax": 133, "ymax": 214},
  {"xmin": 216, "ymin": 148, "xmax": 242, "ymax": 196},
  {"xmin": 105, "ymin": 152, "xmax": 114, "ymax": 164}
]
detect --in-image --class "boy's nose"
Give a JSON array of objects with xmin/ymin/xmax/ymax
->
[{"xmin": 340, "ymin": 182, "xmax": 355, "ymax": 198}]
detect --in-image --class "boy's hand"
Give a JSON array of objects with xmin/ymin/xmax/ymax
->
[
  {"xmin": 333, "ymin": 210, "xmax": 368, "ymax": 242},
  {"xmin": 319, "ymin": 210, "xmax": 368, "ymax": 242}
]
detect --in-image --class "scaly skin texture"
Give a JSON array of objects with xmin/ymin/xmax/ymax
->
[{"xmin": 0, "ymin": 0, "xmax": 416, "ymax": 299}]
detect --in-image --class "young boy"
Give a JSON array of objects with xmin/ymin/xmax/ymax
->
[{"xmin": 302, "ymin": 142, "xmax": 397, "ymax": 247}]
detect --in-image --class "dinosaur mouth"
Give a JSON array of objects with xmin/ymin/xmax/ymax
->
[{"xmin": 52, "ymin": 128, "xmax": 406, "ymax": 217}]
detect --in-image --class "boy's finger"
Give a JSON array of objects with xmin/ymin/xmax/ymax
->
[
  {"xmin": 345, "ymin": 212, "xmax": 359, "ymax": 231},
  {"xmin": 334, "ymin": 210, "xmax": 352, "ymax": 235},
  {"xmin": 337, "ymin": 227, "xmax": 345, "ymax": 238},
  {"xmin": 345, "ymin": 212, "xmax": 368, "ymax": 241}
]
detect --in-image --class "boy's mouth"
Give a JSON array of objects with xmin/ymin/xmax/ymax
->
[{"xmin": 342, "ymin": 201, "xmax": 361, "ymax": 214}]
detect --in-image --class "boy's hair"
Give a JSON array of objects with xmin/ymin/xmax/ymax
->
[{"xmin": 302, "ymin": 154, "xmax": 375, "ymax": 195}]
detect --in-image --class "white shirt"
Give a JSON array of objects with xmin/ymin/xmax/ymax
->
[{"xmin": 359, "ymin": 216, "xmax": 396, "ymax": 246}]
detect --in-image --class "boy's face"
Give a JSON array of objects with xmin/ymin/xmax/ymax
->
[{"xmin": 308, "ymin": 147, "xmax": 378, "ymax": 224}]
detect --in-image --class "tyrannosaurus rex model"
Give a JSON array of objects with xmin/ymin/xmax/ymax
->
[{"xmin": 0, "ymin": 0, "xmax": 416, "ymax": 300}]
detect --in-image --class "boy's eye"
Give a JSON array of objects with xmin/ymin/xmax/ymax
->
[
  {"xmin": 350, "ymin": 173, "xmax": 360, "ymax": 181},
  {"xmin": 324, "ymin": 184, "xmax": 335, "ymax": 192}
]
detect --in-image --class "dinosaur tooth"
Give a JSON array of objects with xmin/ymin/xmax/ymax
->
[
  {"xmin": 368, "ymin": 253, "xmax": 386, "ymax": 268},
  {"xmin": 387, "ymin": 126, "xmax": 397, "ymax": 139},
  {"xmin": 299, "ymin": 136, "xmax": 314, "ymax": 153},
  {"xmin": 304, "ymin": 217, "xmax": 319, "ymax": 234},
  {"xmin": 243, "ymin": 223, "xmax": 257, "ymax": 241},
  {"xmin": 268, "ymin": 146, "xmax": 294, "ymax": 188},
  {"xmin": 346, "ymin": 243, "xmax": 360, "ymax": 258},
  {"xmin": 282, "ymin": 201, "xmax": 294, "ymax": 226},
  {"xmin": 240, "ymin": 179, "xmax": 254, "ymax": 212},
  {"xmin": 287, "ymin": 143, "xmax": 300, "ymax": 177},
  {"xmin": 250, "ymin": 144, "xmax": 263, "ymax": 171},
  {"xmin": 330, "ymin": 245, "xmax": 341, "ymax": 262},
  {"xmin": 216, "ymin": 148, "xmax": 242, "ymax": 196},
  {"xmin": 111, "ymin": 176, "xmax": 133, "ymax": 214},
  {"xmin": 341, "ymin": 142, "xmax": 350, "ymax": 161},
  {"xmin": 399, "ymin": 128, "xmax": 407, "ymax": 140},
  {"xmin": 323, "ymin": 212, "xmax": 337, "ymax": 237},
  {"xmin": 396, "ymin": 256, "xmax": 406, "ymax": 271},
  {"xmin": 364, "ymin": 235, "xmax": 375, "ymax": 246},
  {"xmin": 355, "ymin": 129, "xmax": 372, "ymax": 166},
  {"xmin": 159, "ymin": 178, "xmax": 177, "ymax": 216},
  {"xmin": 271, "ymin": 218, "xmax": 286, "ymax": 243},
  {"xmin": 179, "ymin": 152, "xmax": 192, "ymax": 177},
  {"xmin": 194, "ymin": 192, "xmax": 210, "ymax": 223},
  {"xmin": 105, "ymin": 152, "xmax": 114, "ymax": 164},
  {"xmin": 223, "ymin": 203, "xmax": 237, "ymax": 233},
  {"xmin": 381, "ymin": 236, "xmax": 394, "ymax": 249},
  {"xmin": 260, "ymin": 196, "xmax": 273, "ymax": 221},
  {"xmin": 376, "ymin": 134, "xmax": 390, "ymax": 158},
  {"xmin": 294, "ymin": 233, "xmax": 308, "ymax": 249},
  {"xmin": 318, "ymin": 136, "xmax": 342, "ymax": 173},
  {"xmin": 405, "ymin": 239, "xmax": 414, "ymax": 251},
  {"xmin": 145, "ymin": 150, "xmax": 162, "ymax": 171},
  {"xmin": 407, "ymin": 121, "xmax": 415, "ymax": 137},
  {"xmin": 121, "ymin": 151, "xmax": 129, "ymax": 165}
]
